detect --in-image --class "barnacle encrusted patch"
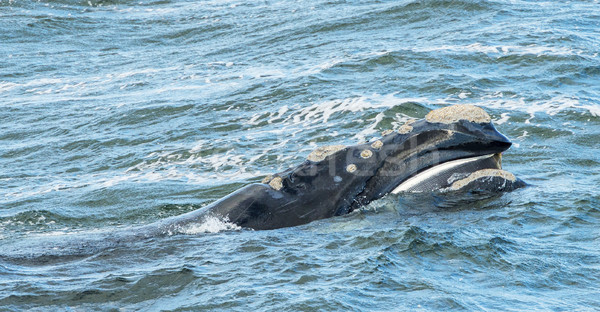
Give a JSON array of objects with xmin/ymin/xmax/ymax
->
[
  {"xmin": 371, "ymin": 140, "xmax": 383, "ymax": 150},
  {"xmin": 449, "ymin": 169, "xmax": 516, "ymax": 191},
  {"xmin": 397, "ymin": 124, "xmax": 413, "ymax": 134},
  {"xmin": 261, "ymin": 174, "xmax": 273, "ymax": 184},
  {"xmin": 268, "ymin": 176, "xmax": 283, "ymax": 190},
  {"xmin": 426, "ymin": 104, "xmax": 491, "ymax": 124},
  {"xmin": 381, "ymin": 129, "xmax": 394, "ymax": 136},
  {"xmin": 360, "ymin": 149, "xmax": 373, "ymax": 159},
  {"xmin": 398, "ymin": 119, "xmax": 415, "ymax": 134},
  {"xmin": 346, "ymin": 164, "xmax": 357, "ymax": 173},
  {"xmin": 307, "ymin": 145, "xmax": 346, "ymax": 162}
]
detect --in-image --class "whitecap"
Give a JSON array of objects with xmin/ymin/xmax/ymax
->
[{"xmin": 177, "ymin": 215, "xmax": 241, "ymax": 234}]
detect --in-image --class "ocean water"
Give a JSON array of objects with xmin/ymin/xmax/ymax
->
[{"xmin": 1, "ymin": 0, "xmax": 599, "ymax": 310}]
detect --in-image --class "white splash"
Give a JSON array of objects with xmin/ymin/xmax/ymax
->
[
  {"xmin": 480, "ymin": 95, "xmax": 598, "ymax": 119},
  {"xmin": 494, "ymin": 113, "xmax": 511, "ymax": 125},
  {"xmin": 0, "ymin": 82, "xmax": 19, "ymax": 93},
  {"xmin": 517, "ymin": 130, "xmax": 529, "ymax": 140},
  {"xmin": 353, "ymin": 112, "xmax": 385, "ymax": 142},
  {"xmin": 115, "ymin": 66, "xmax": 178, "ymax": 79},
  {"xmin": 178, "ymin": 215, "xmax": 242, "ymax": 234},
  {"xmin": 415, "ymin": 43, "xmax": 585, "ymax": 57},
  {"xmin": 287, "ymin": 93, "xmax": 427, "ymax": 125}
]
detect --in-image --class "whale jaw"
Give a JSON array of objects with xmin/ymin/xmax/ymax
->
[{"xmin": 391, "ymin": 153, "xmax": 502, "ymax": 193}]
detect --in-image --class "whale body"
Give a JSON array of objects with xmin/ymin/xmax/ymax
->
[{"xmin": 153, "ymin": 104, "xmax": 525, "ymax": 231}]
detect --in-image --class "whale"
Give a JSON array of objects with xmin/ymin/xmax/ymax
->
[
  {"xmin": 149, "ymin": 104, "xmax": 525, "ymax": 231},
  {"xmin": 0, "ymin": 104, "xmax": 528, "ymax": 265}
]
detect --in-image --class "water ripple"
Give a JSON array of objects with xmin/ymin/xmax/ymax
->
[{"xmin": 1, "ymin": 0, "xmax": 599, "ymax": 310}]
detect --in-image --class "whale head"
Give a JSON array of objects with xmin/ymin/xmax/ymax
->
[
  {"xmin": 266, "ymin": 104, "xmax": 518, "ymax": 215},
  {"xmin": 350, "ymin": 104, "xmax": 517, "ymax": 207}
]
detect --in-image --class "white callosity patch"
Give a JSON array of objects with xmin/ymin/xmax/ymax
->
[
  {"xmin": 268, "ymin": 176, "xmax": 283, "ymax": 190},
  {"xmin": 426, "ymin": 104, "xmax": 491, "ymax": 124},
  {"xmin": 261, "ymin": 174, "xmax": 273, "ymax": 184},
  {"xmin": 307, "ymin": 145, "xmax": 346, "ymax": 162},
  {"xmin": 381, "ymin": 129, "xmax": 394, "ymax": 136},
  {"xmin": 346, "ymin": 164, "xmax": 357, "ymax": 173},
  {"xmin": 360, "ymin": 149, "xmax": 373, "ymax": 159},
  {"xmin": 370, "ymin": 140, "xmax": 383, "ymax": 150},
  {"xmin": 449, "ymin": 169, "xmax": 516, "ymax": 191},
  {"xmin": 397, "ymin": 121, "xmax": 414, "ymax": 134}
]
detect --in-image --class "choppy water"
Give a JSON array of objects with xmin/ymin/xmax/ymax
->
[{"xmin": 1, "ymin": 0, "xmax": 599, "ymax": 310}]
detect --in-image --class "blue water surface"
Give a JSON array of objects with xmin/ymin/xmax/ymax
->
[{"xmin": 1, "ymin": 0, "xmax": 599, "ymax": 311}]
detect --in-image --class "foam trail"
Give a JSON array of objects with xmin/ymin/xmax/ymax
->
[{"xmin": 176, "ymin": 215, "xmax": 242, "ymax": 234}]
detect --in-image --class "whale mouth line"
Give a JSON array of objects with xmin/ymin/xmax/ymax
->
[{"xmin": 391, "ymin": 153, "xmax": 501, "ymax": 194}]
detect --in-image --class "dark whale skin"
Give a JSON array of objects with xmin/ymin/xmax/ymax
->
[{"xmin": 155, "ymin": 114, "xmax": 520, "ymax": 231}]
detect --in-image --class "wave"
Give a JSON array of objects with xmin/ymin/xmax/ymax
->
[{"xmin": 0, "ymin": 213, "xmax": 241, "ymax": 266}]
